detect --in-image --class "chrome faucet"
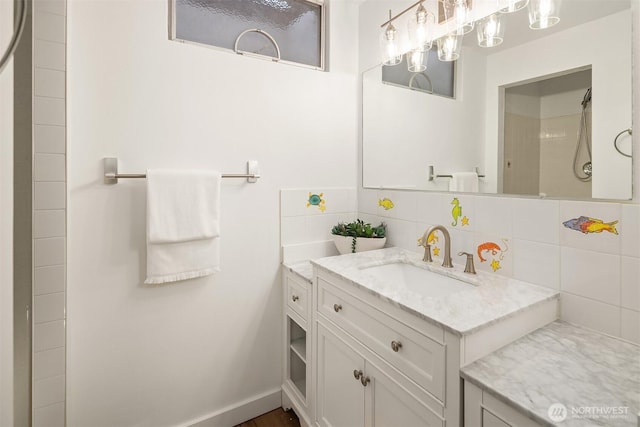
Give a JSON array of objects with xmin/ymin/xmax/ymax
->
[{"xmin": 421, "ymin": 225, "xmax": 453, "ymax": 268}]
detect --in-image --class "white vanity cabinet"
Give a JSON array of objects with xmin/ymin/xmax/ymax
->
[
  {"xmin": 282, "ymin": 268, "xmax": 313, "ymax": 427},
  {"xmin": 464, "ymin": 381, "xmax": 544, "ymax": 427},
  {"xmin": 313, "ymin": 270, "xmax": 461, "ymax": 427}
]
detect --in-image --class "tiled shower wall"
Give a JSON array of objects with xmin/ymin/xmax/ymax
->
[
  {"xmin": 32, "ymin": 0, "xmax": 67, "ymax": 425},
  {"xmin": 358, "ymin": 188, "xmax": 640, "ymax": 345}
]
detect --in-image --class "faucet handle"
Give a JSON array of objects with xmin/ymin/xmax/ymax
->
[{"xmin": 458, "ymin": 252, "xmax": 476, "ymax": 274}]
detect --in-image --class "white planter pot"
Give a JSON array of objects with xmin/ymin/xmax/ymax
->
[{"xmin": 331, "ymin": 234, "xmax": 387, "ymax": 255}]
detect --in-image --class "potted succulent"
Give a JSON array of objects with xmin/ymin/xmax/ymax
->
[{"xmin": 330, "ymin": 219, "xmax": 387, "ymax": 255}]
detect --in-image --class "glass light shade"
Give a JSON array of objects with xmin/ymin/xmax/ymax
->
[
  {"xmin": 407, "ymin": 48, "xmax": 427, "ymax": 72},
  {"xmin": 477, "ymin": 14, "xmax": 504, "ymax": 48},
  {"xmin": 451, "ymin": 0, "xmax": 474, "ymax": 35},
  {"xmin": 408, "ymin": 3, "xmax": 434, "ymax": 51},
  {"xmin": 380, "ymin": 22, "xmax": 402, "ymax": 66},
  {"xmin": 498, "ymin": 0, "xmax": 529, "ymax": 13},
  {"xmin": 528, "ymin": 0, "xmax": 561, "ymax": 30},
  {"xmin": 437, "ymin": 33, "xmax": 462, "ymax": 61}
]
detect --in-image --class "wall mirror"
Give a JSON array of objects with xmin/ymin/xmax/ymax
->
[{"xmin": 362, "ymin": 0, "xmax": 633, "ymax": 200}]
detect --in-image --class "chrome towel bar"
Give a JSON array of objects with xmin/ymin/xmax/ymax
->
[
  {"xmin": 103, "ymin": 157, "xmax": 260, "ymax": 184},
  {"xmin": 428, "ymin": 165, "xmax": 485, "ymax": 182}
]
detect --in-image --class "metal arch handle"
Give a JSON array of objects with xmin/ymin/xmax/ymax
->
[
  {"xmin": 234, "ymin": 29, "xmax": 281, "ymax": 62},
  {"xmin": 409, "ymin": 72, "xmax": 434, "ymax": 94},
  {"xmin": 0, "ymin": 0, "xmax": 28, "ymax": 75},
  {"xmin": 614, "ymin": 128, "xmax": 632, "ymax": 158}
]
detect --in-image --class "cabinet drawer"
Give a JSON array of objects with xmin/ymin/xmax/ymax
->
[
  {"xmin": 318, "ymin": 278, "xmax": 446, "ymax": 401},
  {"xmin": 287, "ymin": 275, "xmax": 309, "ymax": 320}
]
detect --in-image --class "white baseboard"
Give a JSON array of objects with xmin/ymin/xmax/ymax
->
[{"xmin": 185, "ymin": 387, "xmax": 281, "ymax": 427}]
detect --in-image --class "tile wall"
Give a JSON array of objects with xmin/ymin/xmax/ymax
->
[
  {"xmin": 32, "ymin": 0, "xmax": 67, "ymax": 425},
  {"xmin": 358, "ymin": 188, "xmax": 640, "ymax": 344},
  {"xmin": 280, "ymin": 188, "xmax": 357, "ymax": 263}
]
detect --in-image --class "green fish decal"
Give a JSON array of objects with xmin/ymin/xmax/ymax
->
[{"xmin": 451, "ymin": 198, "xmax": 462, "ymax": 226}]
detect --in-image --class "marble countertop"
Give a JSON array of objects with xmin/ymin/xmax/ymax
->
[
  {"xmin": 311, "ymin": 247, "xmax": 559, "ymax": 336},
  {"xmin": 461, "ymin": 321, "xmax": 640, "ymax": 427},
  {"xmin": 282, "ymin": 260, "xmax": 313, "ymax": 284}
]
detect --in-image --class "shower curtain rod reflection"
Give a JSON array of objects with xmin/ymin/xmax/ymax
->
[{"xmin": 103, "ymin": 158, "xmax": 261, "ymax": 184}]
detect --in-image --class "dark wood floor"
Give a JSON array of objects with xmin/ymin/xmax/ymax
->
[{"xmin": 235, "ymin": 408, "xmax": 301, "ymax": 427}]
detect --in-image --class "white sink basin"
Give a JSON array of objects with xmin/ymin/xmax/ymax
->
[{"xmin": 361, "ymin": 262, "xmax": 476, "ymax": 298}]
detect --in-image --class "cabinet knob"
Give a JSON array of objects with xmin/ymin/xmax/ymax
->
[
  {"xmin": 333, "ymin": 304, "xmax": 343, "ymax": 313},
  {"xmin": 291, "ymin": 295, "xmax": 299, "ymax": 302},
  {"xmin": 360, "ymin": 376, "xmax": 371, "ymax": 387},
  {"xmin": 353, "ymin": 369, "xmax": 363, "ymax": 380},
  {"xmin": 391, "ymin": 340, "xmax": 402, "ymax": 352}
]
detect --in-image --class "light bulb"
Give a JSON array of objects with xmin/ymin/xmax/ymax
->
[
  {"xmin": 409, "ymin": 3, "xmax": 434, "ymax": 51},
  {"xmin": 499, "ymin": 0, "xmax": 529, "ymax": 13},
  {"xmin": 380, "ymin": 18, "xmax": 402, "ymax": 66},
  {"xmin": 407, "ymin": 48, "xmax": 426, "ymax": 72}
]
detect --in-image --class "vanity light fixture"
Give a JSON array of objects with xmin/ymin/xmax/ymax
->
[
  {"xmin": 528, "ymin": 0, "xmax": 561, "ymax": 29},
  {"xmin": 477, "ymin": 13, "xmax": 504, "ymax": 47},
  {"xmin": 380, "ymin": 10, "xmax": 402, "ymax": 66},
  {"xmin": 498, "ymin": 0, "xmax": 529, "ymax": 13}
]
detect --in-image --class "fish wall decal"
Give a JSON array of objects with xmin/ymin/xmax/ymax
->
[
  {"xmin": 563, "ymin": 216, "xmax": 619, "ymax": 235},
  {"xmin": 379, "ymin": 198, "xmax": 394, "ymax": 210}
]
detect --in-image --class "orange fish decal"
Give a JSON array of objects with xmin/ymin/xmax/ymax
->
[
  {"xmin": 563, "ymin": 216, "xmax": 619, "ymax": 235},
  {"xmin": 477, "ymin": 239, "xmax": 509, "ymax": 263}
]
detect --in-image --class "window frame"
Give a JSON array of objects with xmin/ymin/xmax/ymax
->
[{"xmin": 168, "ymin": 0, "xmax": 326, "ymax": 71}]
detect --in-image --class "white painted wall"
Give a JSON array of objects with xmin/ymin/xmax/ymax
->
[
  {"xmin": 66, "ymin": 0, "xmax": 358, "ymax": 425},
  {"xmin": 484, "ymin": 10, "xmax": 633, "ymax": 199},
  {"xmin": 0, "ymin": 0, "xmax": 15, "ymax": 424}
]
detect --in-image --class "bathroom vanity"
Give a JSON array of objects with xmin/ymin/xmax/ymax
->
[{"xmin": 283, "ymin": 247, "xmax": 560, "ymax": 426}]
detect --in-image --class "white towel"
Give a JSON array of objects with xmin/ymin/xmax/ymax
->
[
  {"xmin": 147, "ymin": 169, "xmax": 221, "ymax": 243},
  {"xmin": 449, "ymin": 172, "xmax": 479, "ymax": 193},
  {"xmin": 145, "ymin": 169, "xmax": 221, "ymax": 284}
]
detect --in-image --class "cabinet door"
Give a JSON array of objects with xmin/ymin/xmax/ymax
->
[
  {"xmin": 365, "ymin": 361, "xmax": 444, "ymax": 427},
  {"xmin": 317, "ymin": 325, "xmax": 365, "ymax": 427}
]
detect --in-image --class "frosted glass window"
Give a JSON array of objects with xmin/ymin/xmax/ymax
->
[
  {"xmin": 382, "ymin": 47, "xmax": 456, "ymax": 98},
  {"xmin": 172, "ymin": 0, "xmax": 324, "ymax": 69}
]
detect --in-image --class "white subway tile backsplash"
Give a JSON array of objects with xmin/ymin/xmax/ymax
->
[
  {"xmin": 358, "ymin": 188, "xmax": 379, "ymax": 216},
  {"xmin": 621, "ymin": 204, "xmax": 640, "ymax": 257},
  {"xmin": 382, "ymin": 218, "xmax": 418, "ymax": 252},
  {"xmin": 377, "ymin": 190, "xmax": 417, "ymax": 222},
  {"xmin": 34, "ymin": 153, "xmax": 65, "ymax": 182},
  {"xmin": 34, "ymin": 125, "xmax": 65, "ymax": 154},
  {"xmin": 34, "ymin": 210, "xmax": 65, "ymax": 238},
  {"xmin": 34, "ymin": 292, "xmax": 65, "ymax": 324},
  {"xmin": 561, "ymin": 247, "xmax": 620, "ymax": 306},
  {"xmin": 33, "ymin": 321, "xmax": 65, "ymax": 352},
  {"xmin": 34, "ymin": 182, "xmax": 65, "ymax": 210},
  {"xmin": 35, "ymin": 68, "xmax": 65, "ymax": 99},
  {"xmin": 34, "ymin": 402, "xmax": 65, "ymax": 427},
  {"xmin": 620, "ymin": 309, "xmax": 640, "ymax": 344},
  {"xmin": 34, "ymin": 265, "xmax": 65, "ymax": 295},
  {"xmin": 415, "ymin": 192, "xmax": 447, "ymax": 226},
  {"xmin": 280, "ymin": 216, "xmax": 308, "ymax": 246},
  {"xmin": 561, "ymin": 293, "xmax": 621, "ymax": 337},
  {"xmin": 559, "ymin": 200, "xmax": 621, "ymax": 255},
  {"xmin": 34, "ymin": 11, "xmax": 66, "ymax": 43},
  {"xmin": 513, "ymin": 239, "xmax": 560, "ymax": 290},
  {"xmin": 34, "ymin": 238, "xmax": 65, "ymax": 267},
  {"xmin": 33, "ymin": 347, "xmax": 65, "ymax": 380},
  {"xmin": 34, "ymin": 39, "xmax": 66, "ymax": 71},
  {"xmin": 475, "ymin": 196, "xmax": 512, "ymax": 236},
  {"xmin": 33, "ymin": 375, "xmax": 65, "ymax": 408},
  {"xmin": 512, "ymin": 198, "xmax": 559, "ymax": 244},
  {"xmin": 34, "ymin": 97, "xmax": 65, "ymax": 126},
  {"xmin": 621, "ymin": 256, "xmax": 640, "ymax": 311}
]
